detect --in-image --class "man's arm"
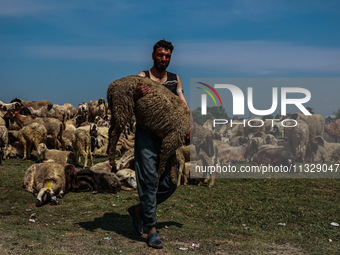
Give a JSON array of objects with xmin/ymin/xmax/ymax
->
[{"xmin": 176, "ymin": 75, "xmax": 189, "ymax": 109}]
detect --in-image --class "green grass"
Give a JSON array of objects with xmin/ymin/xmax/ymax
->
[{"xmin": 0, "ymin": 158, "xmax": 339, "ymax": 254}]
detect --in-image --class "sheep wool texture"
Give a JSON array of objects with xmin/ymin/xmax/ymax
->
[
  {"xmin": 107, "ymin": 75, "xmax": 191, "ymax": 180},
  {"xmin": 22, "ymin": 162, "xmax": 70, "ymax": 196}
]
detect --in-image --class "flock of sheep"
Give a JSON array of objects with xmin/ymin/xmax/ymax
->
[
  {"xmin": 1, "ymin": 75, "xmax": 340, "ymax": 206},
  {"xmin": 185, "ymin": 111, "xmax": 340, "ymax": 186},
  {"xmin": 0, "ymin": 92, "xmax": 136, "ymax": 206}
]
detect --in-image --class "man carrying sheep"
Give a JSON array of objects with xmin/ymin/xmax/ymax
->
[{"xmin": 128, "ymin": 39, "xmax": 190, "ymax": 249}]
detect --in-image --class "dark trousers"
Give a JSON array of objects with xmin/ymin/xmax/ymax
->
[{"xmin": 134, "ymin": 125, "xmax": 177, "ymax": 227}]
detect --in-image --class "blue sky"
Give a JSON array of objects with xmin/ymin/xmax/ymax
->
[{"xmin": 1, "ymin": 0, "xmax": 340, "ymax": 116}]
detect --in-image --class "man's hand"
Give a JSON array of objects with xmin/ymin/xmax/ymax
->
[{"xmin": 134, "ymin": 81, "xmax": 151, "ymax": 102}]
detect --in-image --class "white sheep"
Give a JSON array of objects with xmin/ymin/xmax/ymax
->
[
  {"xmin": 22, "ymin": 162, "xmax": 78, "ymax": 206},
  {"xmin": 37, "ymin": 143, "xmax": 77, "ymax": 164},
  {"xmin": 72, "ymin": 127, "xmax": 93, "ymax": 168},
  {"xmin": 18, "ymin": 122, "xmax": 47, "ymax": 159},
  {"xmin": 0, "ymin": 125, "xmax": 9, "ymax": 164}
]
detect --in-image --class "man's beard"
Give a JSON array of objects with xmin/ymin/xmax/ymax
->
[{"xmin": 154, "ymin": 60, "xmax": 169, "ymax": 72}]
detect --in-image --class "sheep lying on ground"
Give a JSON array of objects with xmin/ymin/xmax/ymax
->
[
  {"xmin": 252, "ymin": 145, "xmax": 294, "ymax": 167},
  {"xmin": 90, "ymin": 161, "xmax": 137, "ymax": 190},
  {"xmin": 116, "ymin": 169, "xmax": 137, "ymax": 190},
  {"xmin": 4, "ymin": 141, "xmax": 24, "ymax": 158},
  {"xmin": 115, "ymin": 147, "xmax": 135, "ymax": 171},
  {"xmin": 37, "ymin": 143, "xmax": 76, "ymax": 164},
  {"xmin": 22, "ymin": 162, "xmax": 78, "ymax": 206},
  {"xmin": 19, "ymin": 122, "xmax": 47, "ymax": 159},
  {"xmin": 107, "ymin": 75, "xmax": 190, "ymax": 182},
  {"xmin": 74, "ymin": 169, "xmax": 121, "ymax": 193},
  {"xmin": 90, "ymin": 161, "xmax": 112, "ymax": 173}
]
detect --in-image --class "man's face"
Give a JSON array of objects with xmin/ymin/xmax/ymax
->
[{"xmin": 152, "ymin": 47, "xmax": 172, "ymax": 72}]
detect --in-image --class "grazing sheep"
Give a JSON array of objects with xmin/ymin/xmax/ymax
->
[
  {"xmin": 285, "ymin": 119, "xmax": 309, "ymax": 162},
  {"xmin": 11, "ymin": 98, "xmax": 52, "ymax": 110},
  {"xmin": 92, "ymin": 126, "xmax": 109, "ymax": 157},
  {"xmin": 77, "ymin": 102, "xmax": 89, "ymax": 121},
  {"xmin": 191, "ymin": 123, "xmax": 223, "ymax": 188},
  {"xmin": 40, "ymin": 104, "xmax": 67, "ymax": 124},
  {"xmin": 88, "ymin": 98, "xmax": 107, "ymax": 122},
  {"xmin": 0, "ymin": 100, "xmax": 21, "ymax": 111},
  {"xmin": 72, "ymin": 126, "xmax": 95, "ymax": 168},
  {"xmin": 291, "ymin": 113, "xmax": 325, "ymax": 139},
  {"xmin": 324, "ymin": 119, "xmax": 340, "ymax": 143},
  {"xmin": 19, "ymin": 122, "xmax": 47, "ymax": 159},
  {"xmin": 243, "ymin": 117, "xmax": 265, "ymax": 137},
  {"xmin": 63, "ymin": 103, "xmax": 77, "ymax": 120},
  {"xmin": 229, "ymin": 136, "xmax": 248, "ymax": 147},
  {"xmin": 94, "ymin": 116, "xmax": 109, "ymax": 127},
  {"xmin": 218, "ymin": 143, "xmax": 248, "ymax": 164},
  {"xmin": 312, "ymin": 136, "xmax": 340, "ymax": 161},
  {"xmin": 3, "ymin": 110, "xmax": 65, "ymax": 150},
  {"xmin": 226, "ymin": 124, "xmax": 244, "ymax": 140},
  {"xmin": 0, "ymin": 125, "xmax": 9, "ymax": 164},
  {"xmin": 107, "ymin": 75, "xmax": 190, "ymax": 180},
  {"xmin": 245, "ymin": 137, "xmax": 264, "ymax": 161},
  {"xmin": 309, "ymin": 139, "xmax": 330, "ymax": 163},
  {"xmin": 37, "ymin": 143, "xmax": 76, "ymax": 164},
  {"xmin": 0, "ymin": 116, "xmax": 5, "ymax": 126},
  {"xmin": 22, "ymin": 162, "xmax": 78, "ymax": 206},
  {"xmin": 263, "ymin": 134, "xmax": 278, "ymax": 145},
  {"xmin": 331, "ymin": 146, "xmax": 340, "ymax": 162}
]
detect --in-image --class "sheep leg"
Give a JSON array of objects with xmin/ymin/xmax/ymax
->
[
  {"xmin": 89, "ymin": 151, "xmax": 93, "ymax": 167},
  {"xmin": 107, "ymin": 122, "xmax": 125, "ymax": 172},
  {"xmin": 21, "ymin": 139, "xmax": 27, "ymax": 159},
  {"xmin": 183, "ymin": 165, "xmax": 189, "ymax": 185},
  {"xmin": 177, "ymin": 161, "xmax": 184, "ymax": 187},
  {"xmin": 51, "ymin": 135, "xmax": 58, "ymax": 149},
  {"xmin": 81, "ymin": 149, "xmax": 88, "ymax": 169},
  {"xmin": 208, "ymin": 172, "xmax": 216, "ymax": 188},
  {"xmin": 27, "ymin": 143, "xmax": 33, "ymax": 159},
  {"xmin": 158, "ymin": 133, "xmax": 182, "ymax": 183}
]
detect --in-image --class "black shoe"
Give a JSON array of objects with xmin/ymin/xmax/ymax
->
[
  {"xmin": 128, "ymin": 206, "xmax": 143, "ymax": 235},
  {"xmin": 147, "ymin": 232, "xmax": 163, "ymax": 249}
]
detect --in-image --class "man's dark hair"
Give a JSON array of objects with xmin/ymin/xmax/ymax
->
[{"xmin": 153, "ymin": 39, "xmax": 174, "ymax": 54}]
